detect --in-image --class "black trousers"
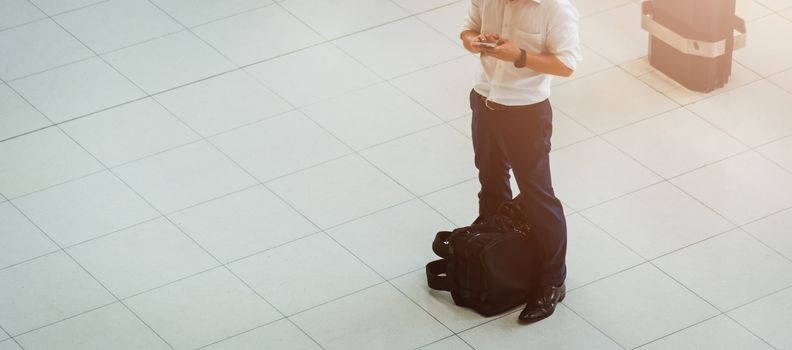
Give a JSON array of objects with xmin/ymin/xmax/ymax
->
[{"xmin": 469, "ymin": 89, "xmax": 567, "ymax": 287}]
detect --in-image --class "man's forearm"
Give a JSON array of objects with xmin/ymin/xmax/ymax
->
[{"xmin": 522, "ymin": 52, "xmax": 574, "ymax": 77}]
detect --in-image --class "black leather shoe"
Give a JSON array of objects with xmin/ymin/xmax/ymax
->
[{"xmin": 518, "ymin": 282, "xmax": 566, "ymax": 323}]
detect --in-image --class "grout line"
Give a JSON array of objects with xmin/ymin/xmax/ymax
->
[
  {"xmin": 629, "ymin": 312, "xmax": 725, "ymax": 349},
  {"xmin": 1, "ymin": 0, "xmax": 474, "ymax": 143}
]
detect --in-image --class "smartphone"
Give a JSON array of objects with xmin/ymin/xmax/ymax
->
[{"xmin": 472, "ymin": 41, "xmax": 497, "ymax": 48}]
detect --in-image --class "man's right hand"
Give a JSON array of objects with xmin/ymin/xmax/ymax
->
[{"xmin": 462, "ymin": 31, "xmax": 500, "ymax": 53}]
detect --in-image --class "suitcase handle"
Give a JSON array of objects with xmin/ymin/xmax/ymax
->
[
  {"xmin": 426, "ymin": 259, "xmax": 451, "ymax": 291},
  {"xmin": 641, "ymin": 1, "xmax": 746, "ymax": 58}
]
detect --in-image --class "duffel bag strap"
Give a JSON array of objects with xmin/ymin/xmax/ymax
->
[{"xmin": 426, "ymin": 259, "xmax": 451, "ymax": 291}]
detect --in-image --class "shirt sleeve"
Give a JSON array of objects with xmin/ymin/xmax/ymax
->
[
  {"xmin": 462, "ymin": 0, "xmax": 482, "ymax": 33},
  {"xmin": 546, "ymin": 2, "xmax": 583, "ymax": 71}
]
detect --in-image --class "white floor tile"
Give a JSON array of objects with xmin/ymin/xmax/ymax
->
[
  {"xmin": 729, "ymin": 287, "xmax": 792, "ymax": 350},
  {"xmin": 570, "ymin": 0, "xmax": 631, "ymax": 17},
  {"xmin": 61, "ymin": 98, "xmax": 200, "ymax": 167},
  {"xmin": 619, "ymin": 56, "xmax": 654, "ymax": 77},
  {"xmin": 301, "ymin": 82, "xmax": 441, "ymax": 150},
  {"xmin": 10, "ymin": 57, "xmax": 144, "ymax": 124},
  {"xmin": 334, "ymin": 17, "xmax": 464, "ymax": 79},
  {"xmin": 639, "ymin": 70, "xmax": 684, "ymax": 93},
  {"xmin": 770, "ymin": 68, "xmax": 792, "ymax": 94},
  {"xmin": 103, "ymin": 31, "xmax": 235, "ymax": 94},
  {"xmin": 735, "ymin": 15, "xmax": 792, "ymax": 76},
  {"xmin": 13, "ymin": 171, "xmax": 159, "ymax": 247},
  {"xmin": 0, "ymin": 340, "xmax": 21, "ymax": 350},
  {"xmin": 635, "ymin": 315, "xmax": 773, "ymax": 350},
  {"xmin": 150, "ymin": 0, "xmax": 272, "ymax": 27},
  {"xmin": 671, "ymin": 152, "xmax": 792, "ymax": 225},
  {"xmin": 230, "ymin": 233, "xmax": 382, "ymax": 315},
  {"xmin": 564, "ymin": 214, "xmax": 643, "ymax": 290},
  {"xmin": 28, "ymin": 0, "xmax": 104, "ymax": 16},
  {"xmin": 552, "ymin": 68, "xmax": 677, "ymax": 134},
  {"xmin": 169, "ymin": 186, "xmax": 318, "ymax": 263},
  {"xmin": 67, "ymin": 218, "xmax": 219, "ymax": 298},
  {"xmin": 459, "ymin": 304, "xmax": 622, "ymax": 350},
  {"xmin": 448, "ymin": 114, "xmax": 472, "ymax": 138},
  {"xmin": 0, "ymin": 19, "xmax": 93, "ymax": 81},
  {"xmin": 0, "ymin": 127, "xmax": 103, "ymax": 199},
  {"xmin": 211, "ymin": 111, "xmax": 351, "ymax": 182},
  {"xmin": 549, "ymin": 137, "xmax": 662, "ymax": 210},
  {"xmin": 326, "ymin": 199, "xmax": 451, "ymax": 279},
  {"xmin": 193, "ymin": 6, "xmax": 323, "ymax": 66},
  {"xmin": 736, "ymin": 0, "xmax": 774, "ymax": 21},
  {"xmin": 663, "ymin": 62, "xmax": 762, "ymax": 106},
  {"xmin": 579, "ymin": 3, "xmax": 647, "ymax": 64},
  {"xmin": 582, "ymin": 182, "xmax": 735, "ymax": 260},
  {"xmin": 281, "ymin": 0, "xmax": 408, "ymax": 39},
  {"xmin": 267, "ymin": 154, "xmax": 413, "ymax": 229},
  {"xmin": 113, "ymin": 141, "xmax": 257, "ymax": 213},
  {"xmin": 15, "ymin": 303, "xmax": 170, "ymax": 350},
  {"xmin": 417, "ymin": 336, "xmax": 474, "ymax": 350},
  {"xmin": 390, "ymin": 0, "xmax": 459, "ymax": 14},
  {"xmin": 290, "ymin": 283, "xmax": 452, "ymax": 350},
  {"xmin": 391, "ymin": 55, "xmax": 479, "ymax": 121},
  {"xmin": 417, "ymin": 1, "xmax": 470, "ymax": 41},
  {"xmin": 743, "ymin": 208, "xmax": 792, "ymax": 261},
  {"xmin": 155, "ymin": 70, "xmax": 291, "ymax": 136},
  {"xmin": 758, "ymin": 136, "xmax": 792, "ymax": 172},
  {"xmin": 361, "ymin": 125, "xmax": 476, "ymax": 196},
  {"xmin": 0, "ymin": 0, "xmax": 45, "ymax": 31},
  {"xmin": 391, "ymin": 270, "xmax": 495, "ymax": 333},
  {"xmin": 564, "ymin": 263, "xmax": 719, "ymax": 349},
  {"xmin": 550, "ymin": 109, "xmax": 594, "ymax": 149},
  {"xmin": 603, "ymin": 108, "xmax": 747, "ymax": 178},
  {"xmin": 247, "ymin": 43, "xmax": 380, "ymax": 107},
  {"xmin": 782, "ymin": 6, "xmax": 792, "ymax": 20},
  {"xmin": 687, "ymin": 80, "xmax": 792, "ymax": 147},
  {"xmin": 0, "ymin": 202, "xmax": 57, "ymax": 269},
  {"xmin": 655, "ymin": 230, "xmax": 792, "ymax": 311},
  {"xmin": 421, "ymin": 179, "xmax": 479, "ymax": 227},
  {"xmin": 0, "ymin": 84, "xmax": 50, "ymax": 141},
  {"xmin": 201, "ymin": 319, "xmax": 321, "ymax": 350},
  {"xmin": 54, "ymin": 0, "xmax": 183, "ymax": 53},
  {"xmin": 268, "ymin": 155, "xmax": 411, "ymax": 228},
  {"xmin": 125, "ymin": 268, "xmax": 281, "ymax": 350},
  {"xmin": 0, "ymin": 252, "xmax": 115, "ymax": 336}
]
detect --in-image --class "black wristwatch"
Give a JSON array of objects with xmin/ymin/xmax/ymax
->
[{"xmin": 514, "ymin": 48, "xmax": 527, "ymax": 68}]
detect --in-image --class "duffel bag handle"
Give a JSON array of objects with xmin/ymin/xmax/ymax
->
[
  {"xmin": 432, "ymin": 231, "xmax": 453, "ymax": 258},
  {"xmin": 641, "ymin": 1, "xmax": 746, "ymax": 58},
  {"xmin": 426, "ymin": 259, "xmax": 451, "ymax": 291}
]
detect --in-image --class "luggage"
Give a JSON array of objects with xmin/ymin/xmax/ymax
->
[
  {"xmin": 425, "ymin": 199, "xmax": 542, "ymax": 317},
  {"xmin": 641, "ymin": 0, "xmax": 746, "ymax": 92}
]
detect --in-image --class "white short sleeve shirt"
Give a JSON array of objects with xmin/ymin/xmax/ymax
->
[{"xmin": 463, "ymin": 0, "xmax": 582, "ymax": 106}]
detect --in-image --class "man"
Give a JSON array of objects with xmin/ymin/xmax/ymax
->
[{"xmin": 460, "ymin": 0, "xmax": 581, "ymax": 323}]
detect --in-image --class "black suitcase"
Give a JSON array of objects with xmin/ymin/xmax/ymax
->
[
  {"xmin": 425, "ymin": 200, "xmax": 542, "ymax": 317},
  {"xmin": 642, "ymin": 0, "xmax": 746, "ymax": 92}
]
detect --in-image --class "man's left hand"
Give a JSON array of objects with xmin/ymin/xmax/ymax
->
[{"xmin": 482, "ymin": 39, "xmax": 521, "ymax": 63}]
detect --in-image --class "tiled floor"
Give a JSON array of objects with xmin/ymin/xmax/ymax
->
[{"xmin": 1, "ymin": 0, "xmax": 791, "ymax": 349}]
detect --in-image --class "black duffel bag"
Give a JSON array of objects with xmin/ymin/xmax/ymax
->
[{"xmin": 425, "ymin": 199, "xmax": 542, "ymax": 317}]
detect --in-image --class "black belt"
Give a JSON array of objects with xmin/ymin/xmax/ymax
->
[{"xmin": 475, "ymin": 91, "xmax": 545, "ymax": 111}]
